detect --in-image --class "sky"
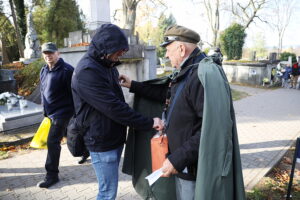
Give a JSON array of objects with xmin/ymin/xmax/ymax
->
[{"xmin": 77, "ymin": 0, "xmax": 300, "ymax": 49}]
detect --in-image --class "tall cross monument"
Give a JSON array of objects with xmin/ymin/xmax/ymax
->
[{"xmin": 86, "ymin": 0, "xmax": 111, "ymax": 30}]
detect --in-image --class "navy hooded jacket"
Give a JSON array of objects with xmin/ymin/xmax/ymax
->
[
  {"xmin": 40, "ymin": 58, "xmax": 74, "ymax": 119},
  {"xmin": 71, "ymin": 24, "xmax": 154, "ymax": 152}
]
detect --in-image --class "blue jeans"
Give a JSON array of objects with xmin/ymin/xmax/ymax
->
[
  {"xmin": 175, "ymin": 177, "xmax": 196, "ymax": 200},
  {"xmin": 90, "ymin": 145, "xmax": 123, "ymax": 200}
]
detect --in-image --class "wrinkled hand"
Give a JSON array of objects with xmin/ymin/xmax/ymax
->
[
  {"xmin": 162, "ymin": 158, "xmax": 178, "ymax": 177},
  {"xmin": 119, "ymin": 74, "xmax": 132, "ymax": 88},
  {"xmin": 153, "ymin": 117, "xmax": 164, "ymax": 131}
]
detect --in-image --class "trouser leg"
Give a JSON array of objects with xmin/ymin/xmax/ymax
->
[
  {"xmin": 45, "ymin": 118, "xmax": 70, "ymax": 179},
  {"xmin": 90, "ymin": 145, "xmax": 124, "ymax": 200},
  {"xmin": 175, "ymin": 176, "xmax": 196, "ymax": 200}
]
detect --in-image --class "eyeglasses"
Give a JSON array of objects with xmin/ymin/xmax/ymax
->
[{"xmin": 163, "ymin": 36, "xmax": 179, "ymax": 43}]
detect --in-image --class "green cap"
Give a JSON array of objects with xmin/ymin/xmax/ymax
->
[
  {"xmin": 160, "ymin": 25, "xmax": 200, "ymax": 47},
  {"xmin": 41, "ymin": 42, "xmax": 58, "ymax": 53}
]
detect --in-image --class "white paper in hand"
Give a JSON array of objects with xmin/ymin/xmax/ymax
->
[{"xmin": 145, "ymin": 168, "xmax": 164, "ymax": 186}]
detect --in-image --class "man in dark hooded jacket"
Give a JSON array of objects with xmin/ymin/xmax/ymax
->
[{"xmin": 71, "ymin": 24, "xmax": 163, "ymax": 200}]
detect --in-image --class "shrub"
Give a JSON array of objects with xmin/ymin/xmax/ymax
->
[
  {"xmin": 14, "ymin": 59, "xmax": 45, "ymax": 96},
  {"xmin": 280, "ymin": 52, "xmax": 297, "ymax": 63},
  {"xmin": 220, "ymin": 23, "xmax": 246, "ymax": 60}
]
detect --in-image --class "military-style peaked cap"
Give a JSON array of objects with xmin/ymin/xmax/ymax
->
[{"xmin": 160, "ymin": 25, "xmax": 200, "ymax": 47}]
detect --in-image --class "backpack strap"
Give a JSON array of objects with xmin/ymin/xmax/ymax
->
[{"xmin": 164, "ymin": 68, "xmax": 194, "ymax": 129}]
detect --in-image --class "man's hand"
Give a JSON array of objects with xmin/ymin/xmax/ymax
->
[
  {"xmin": 119, "ymin": 74, "xmax": 132, "ymax": 88},
  {"xmin": 153, "ymin": 117, "xmax": 164, "ymax": 131},
  {"xmin": 162, "ymin": 158, "xmax": 178, "ymax": 177}
]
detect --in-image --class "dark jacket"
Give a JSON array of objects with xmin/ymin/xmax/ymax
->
[
  {"xmin": 292, "ymin": 63, "xmax": 300, "ymax": 76},
  {"xmin": 282, "ymin": 66, "xmax": 292, "ymax": 80},
  {"xmin": 130, "ymin": 48, "xmax": 206, "ymax": 180},
  {"xmin": 40, "ymin": 58, "xmax": 74, "ymax": 119},
  {"xmin": 71, "ymin": 24, "xmax": 153, "ymax": 152}
]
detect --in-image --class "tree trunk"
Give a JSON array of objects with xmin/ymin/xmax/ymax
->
[
  {"xmin": 13, "ymin": 0, "xmax": 26, "ymax": 43},
  {"xmin": 1, "ymin": 38, "xmax": 10, "ymax": 65},
  {"xmin": 278, "ymin": 33, "xmax": 283, "ymax": 54},
  {"xmin": 213, "ymin": 0, "xmax": 220, "ymax": 47},
  {"xmin": 9, "ymin": 0, "xmax": 24, "ymax": 58},
  {"xmin": 122, "ymin": 0, "xmax": 140, "ymax": 35}
]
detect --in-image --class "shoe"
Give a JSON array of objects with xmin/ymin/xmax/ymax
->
[
  {"xmin": 78, "ymin": 155, "xmax": 89, "ymax": 164},
  {"xmin": 37, "ymin": 177, "xmax": 59, "ymax": 188}
]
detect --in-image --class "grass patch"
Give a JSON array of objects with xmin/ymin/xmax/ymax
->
[
  {"xmin": 231, "ymin": 82, "xmax": 280, "ymax": 90},
  {"xmin": 232, "ymin": 89, "xmax": 249, "ymax": 101},
  {"xmin": 224, "ymin": 60, "xmax": 260, "ymax": 63},
  {"xmin": 0, "ymin": 151, "xmax": 9, "ymax": 159},
  {"xmin": 14, "ymin": 59, "xmax": 45, "ymax": 96}
]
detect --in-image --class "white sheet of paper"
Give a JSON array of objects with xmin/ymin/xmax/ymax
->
[{"xmin": 145, "ymin": 168, "xmax": 164, "ymax": 186}]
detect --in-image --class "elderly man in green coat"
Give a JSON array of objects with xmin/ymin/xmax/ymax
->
[{"xmin": 121, "ymin": 25, "xmax": 245, "ymax": 200}]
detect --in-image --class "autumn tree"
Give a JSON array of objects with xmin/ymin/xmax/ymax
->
[
  {"xmin": 250, "ymin": 32, "xmax": 267, "ymax": 59},
  {"xmin": 135, "ymin": 13, "xmax": 176, "ymax": 58},
  {"xmin": 122, "ymin": 0, "xmax": 167, "ymax": 35},
  {"xmin": 0, "ymin": 13, "xmax": 19, "ymax": 63}
]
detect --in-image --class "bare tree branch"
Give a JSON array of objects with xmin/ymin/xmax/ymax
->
[{"xmin": 230, "ymin": 0, "xmax": 266, "ymax": 29}]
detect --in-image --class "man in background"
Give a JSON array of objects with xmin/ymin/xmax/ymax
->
[{"xmin": 37, "ymin": 42, "xmax": 74, "ymax": 188}]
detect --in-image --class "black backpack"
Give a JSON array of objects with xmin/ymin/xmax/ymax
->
[
  {"xmin": 66, "ymin": 116, "xmax": 88, "ymax": 157},
  {"xmin": 67, "ymin": 104, "xmax": 94, "ymax": 157}
]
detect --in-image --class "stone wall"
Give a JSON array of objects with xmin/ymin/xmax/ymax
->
[
  {"xmin": 222, "ymin": 62, "xmax": 276, "ymax": 85},
  {"xmin": 59, "ymin": 44, "xmax": 157, "ymax": 105},
  {"xmin": 59, "ymin": 45, "xmax": 157, "ymax": 80}
]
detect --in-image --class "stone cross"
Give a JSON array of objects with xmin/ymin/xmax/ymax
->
[{"xmin": 86, "ymin": 0, "xmax": 111, "ymax": 30}]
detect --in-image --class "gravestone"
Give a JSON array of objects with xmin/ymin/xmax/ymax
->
[
  {"xmin": 0, "ymin": 101, "xmax": 43, "ymax": 132},
  {"xmin": 251, "ymin": 51, "xmax": 256, "ymax": 61},
  {"xmin": 68, "ymin": 31, "xmax": 83, "ymax": 46},
  {"xmin": 269, "ymin": 52, "xmax": 277, "ymax": 63}
]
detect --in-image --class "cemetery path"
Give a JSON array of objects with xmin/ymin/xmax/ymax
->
[{"xmin": 0, "ymin": 85, "xmax": 300, "ymax": 199}]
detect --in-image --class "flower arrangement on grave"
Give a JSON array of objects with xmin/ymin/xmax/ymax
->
[{"xmin": 0, "ymin": 92, "xmax": 24, "ymax": 106}]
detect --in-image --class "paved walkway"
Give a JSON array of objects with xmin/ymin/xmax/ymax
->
[{"xmin": 1, "ymin": 86, "xmax": 300, "ymax": 199}]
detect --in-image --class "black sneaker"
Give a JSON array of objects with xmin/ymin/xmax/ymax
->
[
  {"xmin": 78, "ymin": 155, "xmax": 89, "ymax": 164},
  {"xmin": 37, "ymin": 177, "xmax": 59, "ymax": 188}
]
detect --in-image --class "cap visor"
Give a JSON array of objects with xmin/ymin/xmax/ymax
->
[
  {"xmin": 160, "ymin": 41, "xmax": 173, "ymax": 47},
  {"xmin": 42, "ymin": 49, "xmax": 56, "ymax": 53}
]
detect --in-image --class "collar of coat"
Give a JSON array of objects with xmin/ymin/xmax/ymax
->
[{"xmin": 172, "ymin": 48, "xmax": 202, "ymax": 82}]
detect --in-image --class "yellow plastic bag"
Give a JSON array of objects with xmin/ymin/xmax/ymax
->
[{"xmin": 30, "ymin": 117, "xmax": 51, "ymax": 149}]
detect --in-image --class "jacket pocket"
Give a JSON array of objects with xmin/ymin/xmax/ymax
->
[
  {"xmin": 86, "ymin": 114, "xmax": 105, "ymax": 143},
  {"xmin": 221, "ymin": 139, "xmax": 233, "ymax": 177}
]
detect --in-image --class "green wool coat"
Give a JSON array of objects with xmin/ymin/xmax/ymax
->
[
  {"xmin": 122, "ymin": 57, "xmax": 246, "ymax": 200},
  {"xmin": 195, "ymin": 57, "xmax": 246, "ymax": 200},
  {"xmin": 122, "ymin": 77, "xmax": 177, "ymax": 200}
]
